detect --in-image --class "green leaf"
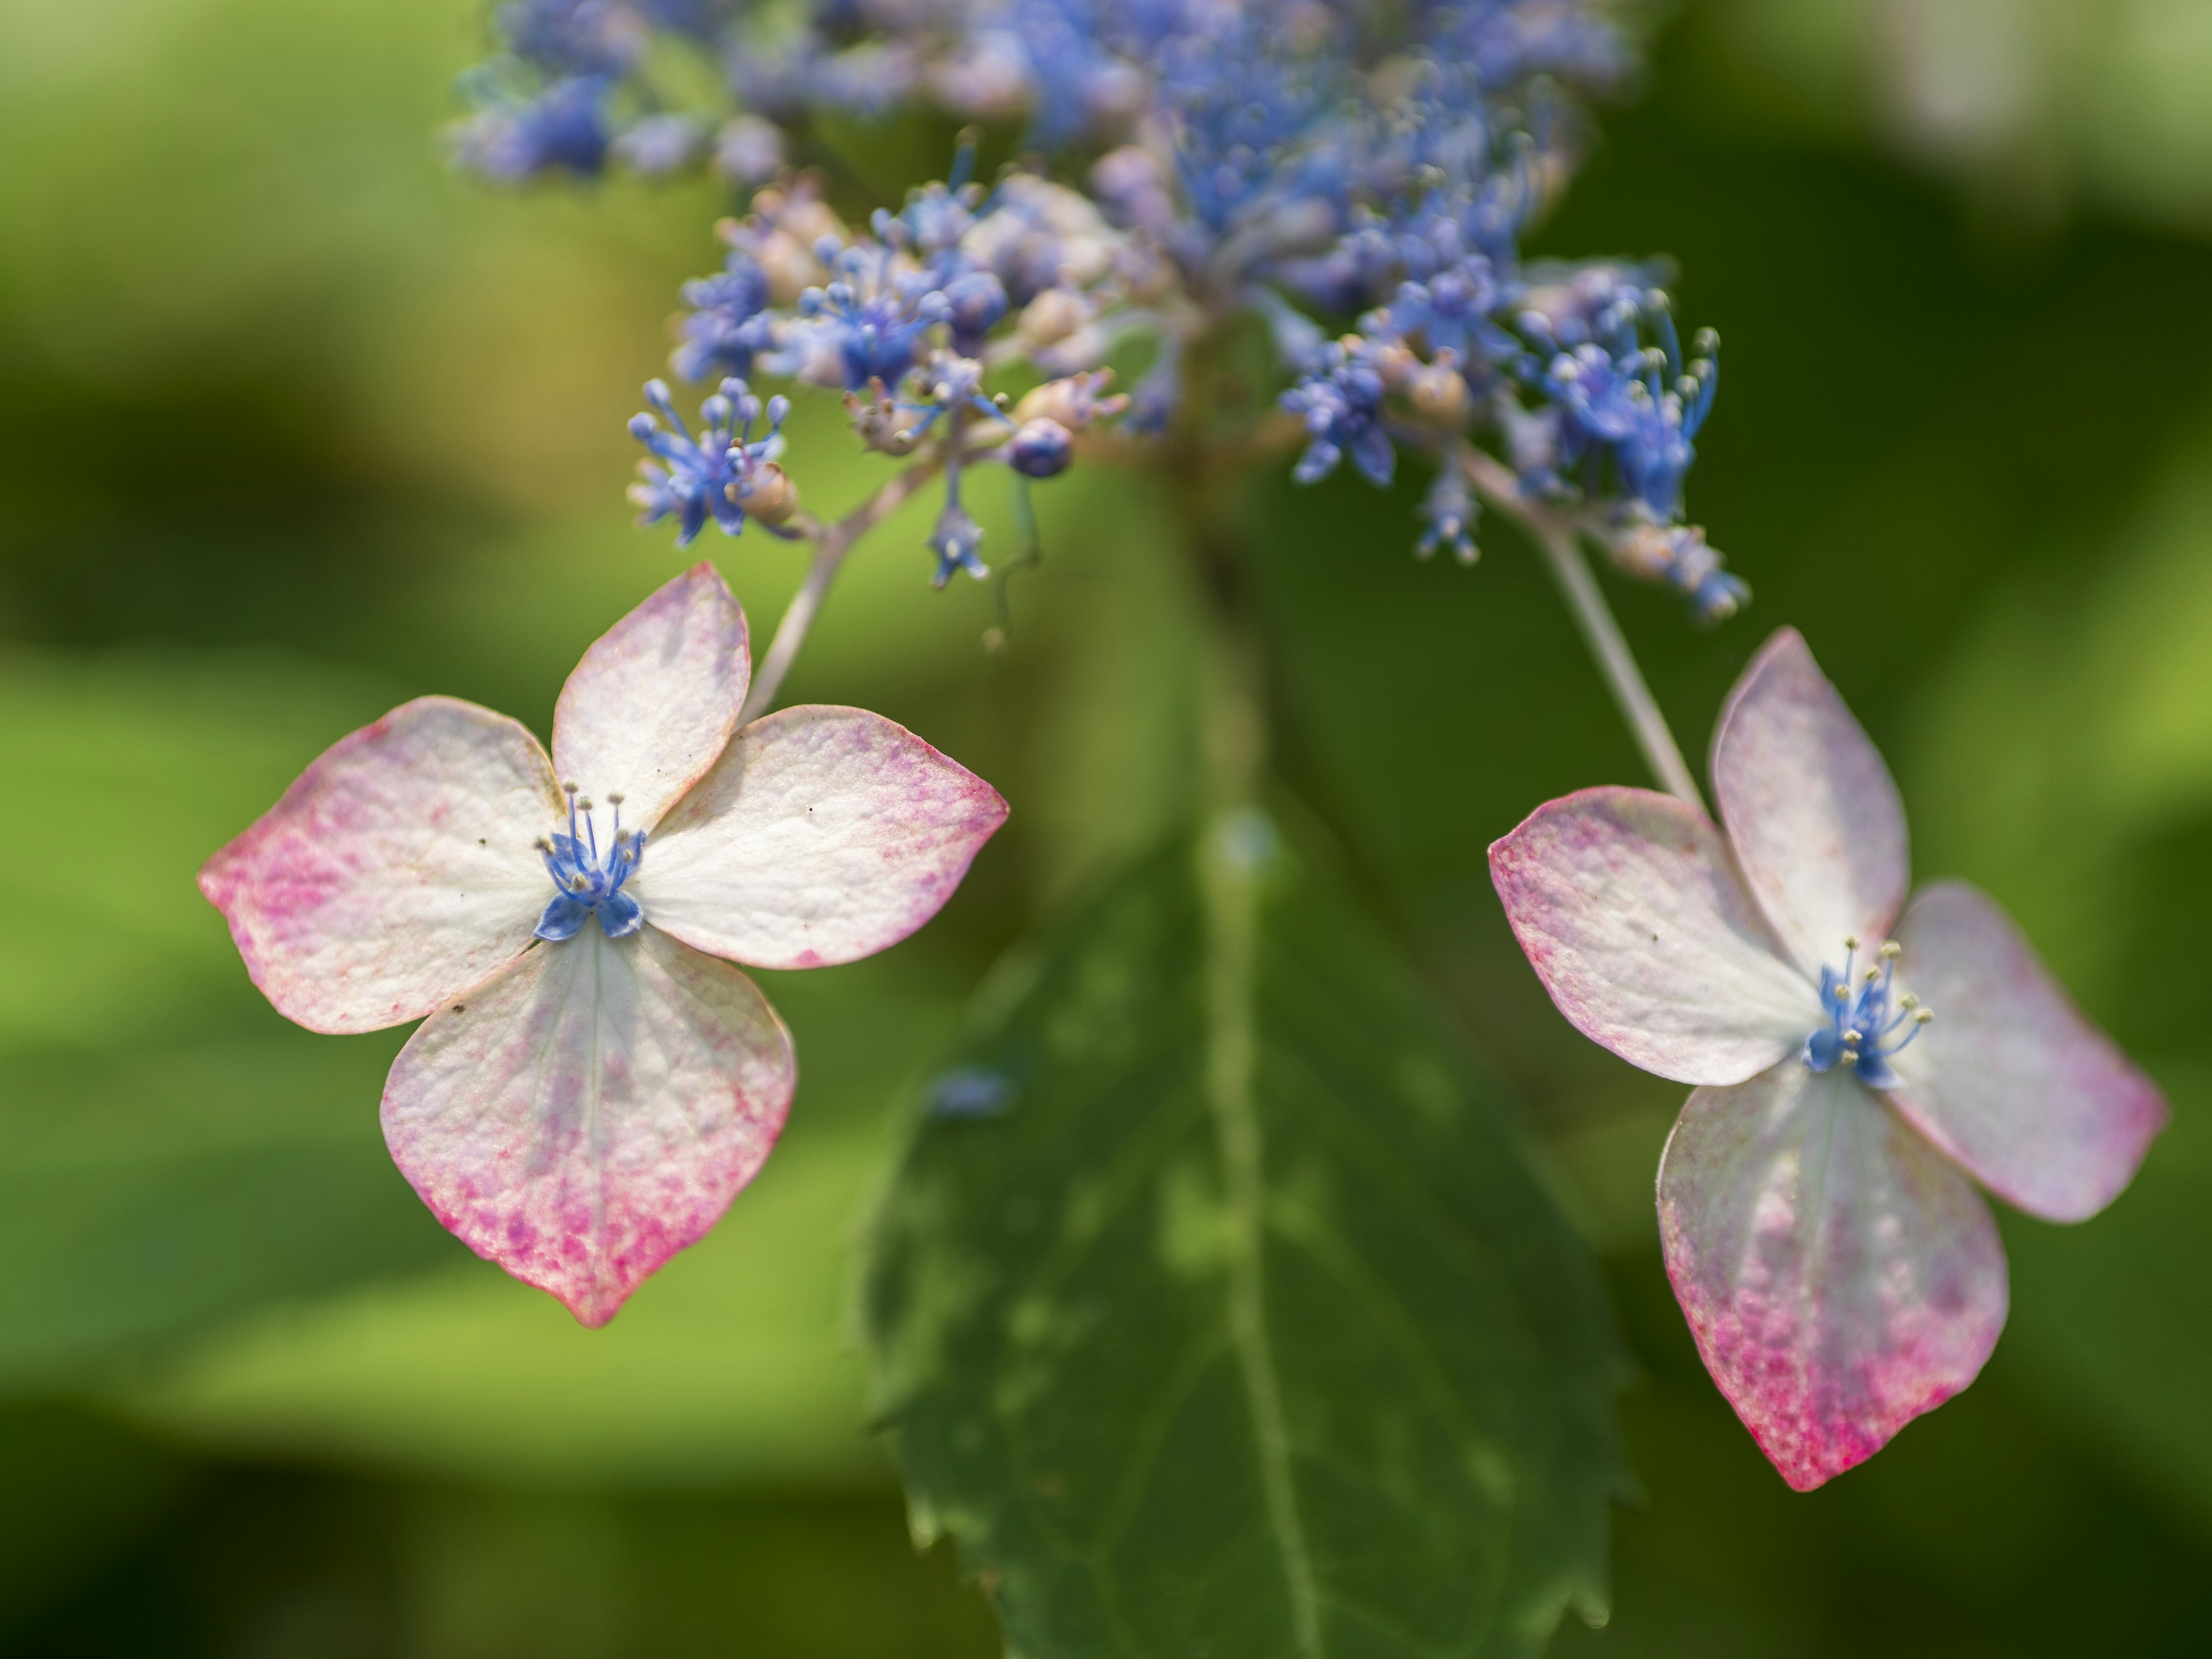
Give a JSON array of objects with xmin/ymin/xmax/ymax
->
[
  {"xmin": 0, "ymin": 1031, "xmax": 457, "ymax": 1391},
  {"xmin": 115, "ymin": 1129, "xmax": 893, "ymax": 1490},
  {"xmin": 863, "ymin": 821, "xmax": 1628, "ymax": 1659},
  {"xmin": 1998, "ymin": 1060, "xmax": 2212, "ymax": 1530}
]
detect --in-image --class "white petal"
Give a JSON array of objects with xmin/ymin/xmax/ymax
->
[
  {"xmin": 1488, "ymin": 787, "xmax": 1823, "ymax": 1086},
  {"xmin": 199, "ymin": 696, "xmax": 558, "ymax": 1033},
  {"xmin": 552, "ymin": 562, "xmax": 751, "ymax": 831},
  {"xmin": 634, "ymin": 705, "xmax": 1008, "ymax": 970},
  {"xmin": 381, "ymin": 926, "xmax": 795, "ymax": 1325},
  {"xmin": 1711, "ymin": 628, "xmax": 1910, "ymax": 979},
  {"xmin": 1888, "ymin": 881, "xmax": 2166, "ymax": 1222},
  {"xmin": 1660, "ymin": 1062, "xmax": 2007, "ymax": 1491}
]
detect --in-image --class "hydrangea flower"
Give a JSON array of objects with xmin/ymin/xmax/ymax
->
[
  {"xmin": 450, "ymin": 0, "xmax": 1751, "ymax": 599},
  {"xmin": 672, "ymin": 256, "xmax": 775, "ymax": 382},
  {"xmin": 1488, "ymin": 628, "xmax": 2166, "ymax": 1489},
  {"xmin": 1283, "ymin": 336, "xmax": 1395, "ymax": 487},
  {"xmin": 199, "ymin": 565, "xmax": 1007, "ymax": 1324},
  {"xmin": 627, "ymin": 378, "xmax": 791, "ymax": 545}
]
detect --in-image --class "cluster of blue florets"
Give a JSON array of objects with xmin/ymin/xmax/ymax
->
[
  {"xmin": 627, "ymin": 377, "xmax": 794, "ymax": 545},
  {"xmin": 456, "ymin": 0, "xmax": 1744, "ymax": 617}
]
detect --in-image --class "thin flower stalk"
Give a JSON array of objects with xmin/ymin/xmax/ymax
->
[
  {"xmin": 741, "ymin": 453, "xmax": 946, "ymax": 723},
  {"xmin": 1461, "ymin": 444, "xmax": 1705, "ymax": 811}
]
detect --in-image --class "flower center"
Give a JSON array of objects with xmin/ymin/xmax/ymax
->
[
  {"xmin": 1801, "ymin": 936, "xmax": 1933, "ymax": 1089},
  {"xmin": 533, "ymin": 786, "xmax": 646, "ymax": 942}
]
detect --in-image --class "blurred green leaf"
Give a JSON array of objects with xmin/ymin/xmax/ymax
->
[
  {"xmin": 0, "ymin": 1406, "xmax": 192, "ymax": 1634},
  {"xmin": 1697, "ymin": 0, "xmax": 2212, "ymax": 234},
  {"xmin": 397, "ymin": 1487, "xmax": 997, "ymax": 1659},
  {"xmin": 0, "ymin": 1032, "xmax": 453, "ymax": 1392},
  {"xmin": 1906, "ymin": 421, "xmax": 2212, "ymax": 986},
  {"xmin": 865, "ymin": 828, "xmax": 1628, "ymax": 1659},
  {"xmin": 122, "ymin": 1130, "xmax": 893, "ymax": 1490},
  {"xmin": 1999, "ymin": 1064, "xmax": 2212, "ymax": 1536}
]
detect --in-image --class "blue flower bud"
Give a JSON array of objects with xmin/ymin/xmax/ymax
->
[
  {"xmin": 944, "ymin": 270, "xmax": 1010, "ymax": 355},
  {"xmin": 1007, "ymin": 418, "xmax": 1074, "ymax": 479}
]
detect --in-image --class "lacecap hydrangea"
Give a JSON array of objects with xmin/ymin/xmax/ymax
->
[{"xmin": 456, "ymin": 0, "xmax": 1743, "ymax": 620}]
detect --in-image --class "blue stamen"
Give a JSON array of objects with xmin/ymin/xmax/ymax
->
[
  {"xmin": 1801, "ymin": 937, "xmax": 1933, "ymax": 1088},
  {"xmin": 535, "ymin": 787, "xmax": 647, "ymax": 942}
]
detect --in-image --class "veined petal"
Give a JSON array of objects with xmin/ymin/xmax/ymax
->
[
  {"xmin": 1711, "ymin": 628, "xmax": 1910, "ymax": 979},
  {"xmin": 1659, "ymin": 1062, "xmax": 2007, "ymax": 1491},
  {"xmin": 1887, "ymin": 881, "xmax": 2166, "ymax": 1223},
  {"xmin": 199, "ymin": 696, "xmax": 558, "ymax": 1035},
  {"xmin": 1488, "ymin": 787, "xmax": 1823, "ymax": 1086},
  {"xmin": 552, "ymin": 562, "xmax": 750, "ymax": 831},
  {"xmin": 382, "ymin": 926, "xmax": 795, "ymax": 1327},
  {"xmin": 634, "ymin": 706, "xmax": 1008, "ymax": 970}
]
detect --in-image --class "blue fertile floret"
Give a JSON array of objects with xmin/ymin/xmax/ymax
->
[{"xmin": 453, "ymin": 0, "xmax": 1743, "ymax": 610}]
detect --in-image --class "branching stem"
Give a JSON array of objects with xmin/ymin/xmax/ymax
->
[
  {"xmin": 1459, "ymin": 447, "xmax": 1706, "ymax": 813},
  {"xmin": 738, "ymin": 453, "xmax": 943, "ymax": 725}
]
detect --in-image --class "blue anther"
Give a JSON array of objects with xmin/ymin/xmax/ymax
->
[
  {"xmin": 1801, "ymin": 940, "xmax": 1931, "ymax": 1089},
  {"xmin": 535, "ymin": 787, "xmax": 647, "ymax": 941}
]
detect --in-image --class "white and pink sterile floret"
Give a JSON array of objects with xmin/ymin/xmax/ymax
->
[
  {"xmin": 200, "ymin": 563, "xmax": 1007, "ymax": 1326},
  {"xmin": 1488, "ymin": 627, "xmax": 2165, "ymax": 1490}
]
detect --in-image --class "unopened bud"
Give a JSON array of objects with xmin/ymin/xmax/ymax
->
[
  {"xmin": 1406, "ymin": 362, "xmax": 1470, "ymax": 426},
  {"xmin": 713, "ymin": 115, "xmax": 786, "ymax": 187},
  {"xmin": 1609, "ymin": 522, "xmax": 1680, "ymax": 583},
  {"xmin": 1007, "ymin": 418, "xmax": 1074, "ymax": 479},
  {"xmin": 1019, "ymin": 287, "xmax": 1088, "ymax": 347},
  {"xmin": 1014, "ymin": 373, "xmax": 1128, "ymax": 430},
  {"xmin": 844, "ymin": 382, "xmax": 928, "ymax": 454},
  {"xmin": 734, "ymin": 462, "xmax": 799, "ymax": 525}
]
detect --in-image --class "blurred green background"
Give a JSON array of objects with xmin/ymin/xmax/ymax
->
[{"xmin": 4, "ymin": 0, "xmax": 2211, "ymax": 1651}]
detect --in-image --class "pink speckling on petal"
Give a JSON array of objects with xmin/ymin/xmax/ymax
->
[
  {"xmin": 198, "ymin": 696, "xmax": 560, "ymax": 1035},
  {"xmin": 381, "ymin": 924, "xmax": 796, "ymax": 1325},
  {"xmin": 1659, "ymin": 1060, "xmax": 2007, "ymax": 1491}
]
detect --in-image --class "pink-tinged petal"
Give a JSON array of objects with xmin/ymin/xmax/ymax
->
[
  {"xmin": 382, "ymin": 925, "xmax": 795, "ymax": 1326},
  {"xmin": 1887, "ymin": 880, "xmax": 2166, "ymax": 1222},
  {"xmin": 1711, "ymin": 628, "xmax": 1910, "ymax": 979},
  {"xmin": 551, "ymin": 561, "xmax": 750, "ymax": 831},
  {"xmin": 1488, "ymin": 787, "xmax": 1824, "ymax": 1086},
  {"xmin": 1660, "ymin": 1062, "xmax": 2008, "ymax": 1491},
  {"xmin": 198, "ymin": 696, "xmax": 559, "ymax": 1035},
  {"xmin": 634, "ymin": 705, "xmax": 1008, "ymax": 970}
]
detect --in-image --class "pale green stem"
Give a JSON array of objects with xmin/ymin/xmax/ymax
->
[
  {"xmin": 1459, "ymin": 448, "xmax": 1707, "ymax": 813},
  {"xmin": 738, "ymin": 453, "xmax": 942, "ymax": 725}
]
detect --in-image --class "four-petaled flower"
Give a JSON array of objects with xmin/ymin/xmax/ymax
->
[
  {"xmin": 1489, "ymin": 628, "xmax": 2166, "ymax": 1490},
  {"xmin": 200, "ymin": 564, "xmax": 1007, "ymax": 1325}
]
